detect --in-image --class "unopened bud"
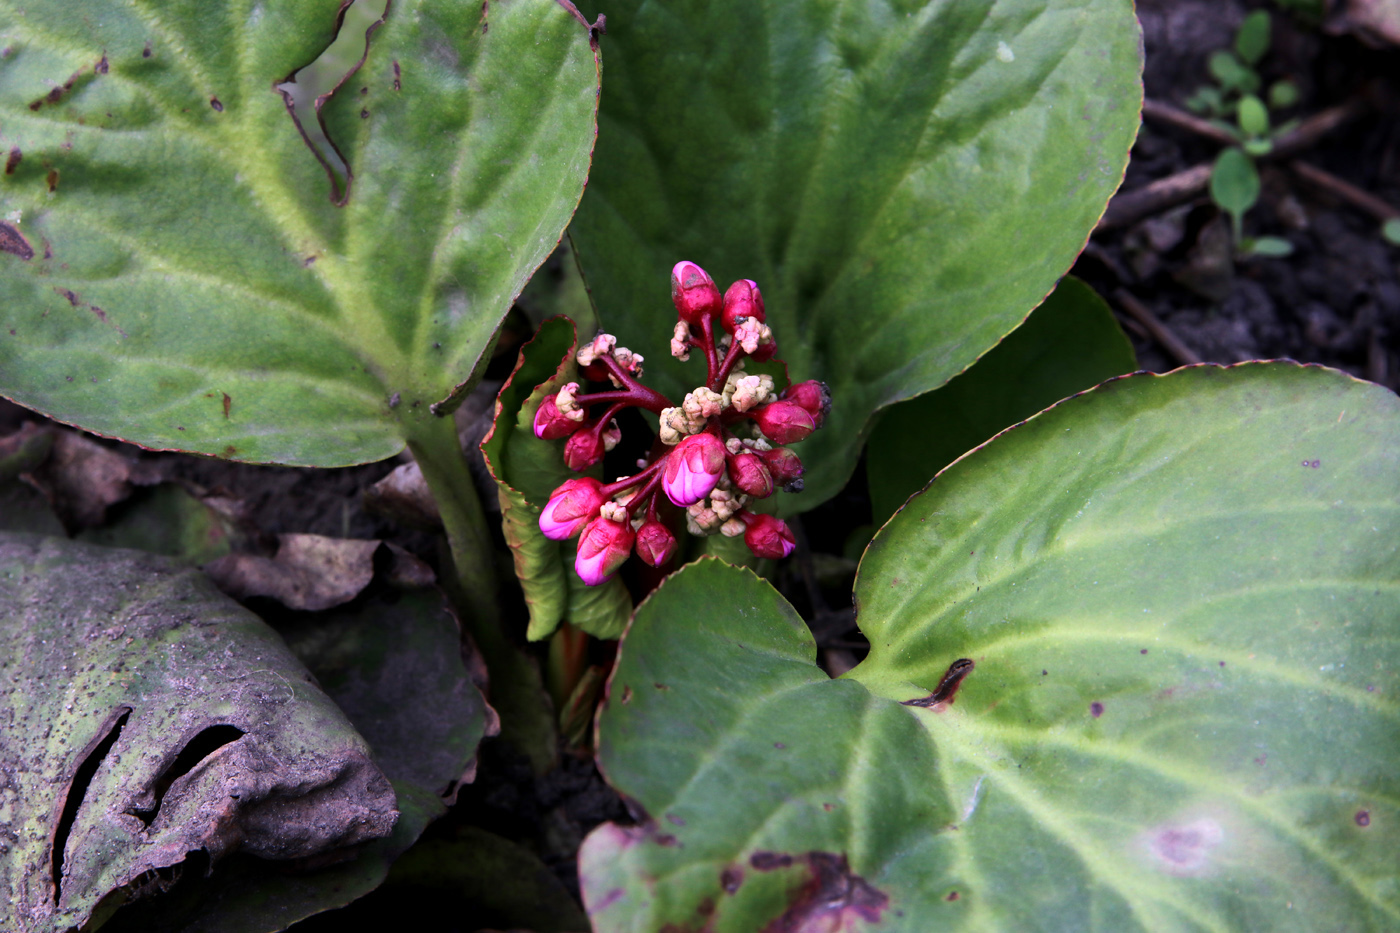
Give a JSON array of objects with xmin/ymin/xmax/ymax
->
[
  {"xmin": 743, "ymin": 513, "xmax": 796, "ymax": 560},
  {"xmin": 759, "ymin": 447, "xmax": 804, "ymax": 492},
  {"xmin": 533, "ymin": 394, "xmax": 584, "ymax": 440},
  {"xmin": 727, "ymin": 451, "xmax": 774, "ymax": 498},
  {"xmin": 782, "ymin": 380, "xmax": 831, "ymax": 428},
  {"xmin": 634, "ymin": 520, "xmax": 678, "ymax": 568},
  {"xmin": 564, "ymin": 428, "xmax": 606, "ymax": 471},
  {"xmin": 575, "ymin": 517, "xmax": 635, "ymax": 585},
  {"xmin": 721, "ymin": 279, "xmax": 765, "ymax": 334},
  {"xmin": 539, "ymin": 477, "xmax": 607, "ymax": 540},
  {"xmin": 671, "ymin": 261, "xmax": 722, "ymax": 325},
  {"xmin": 751, "ymin": 399, "xmax": 817, "ymax": 445},
  {"xmin": 663, "ymin": 432, "xmax": 726, "ymax": 506}
]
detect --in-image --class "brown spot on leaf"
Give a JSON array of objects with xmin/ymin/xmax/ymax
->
[
  {"xmin": 222, "ymin": 445, "xmax": 237, "ymax": 459},
  {"xmin": 392, "ymin": 60, "xmax": 401, "ymax": 90},
  {"xmin": 143, "ymin": 42, "xmax": 152, "ymax": 58},
  {"xmin": 620, "ymin": 686, "xmax": 632, "ymax": 705},
  {"xmin": 46, "ymin": 169, "xmax": 59, "ymax": 193},
  {"xmin": 903, "ymin": 658, "xmax": 974, "ymax": 710},
  {"xmin": 751, "ymin": 852, "xmax": 793, "ymax": 871},
  {"xmin": 1143, "ymin": 817, "xmax": 1224, "ymax": 876},
  {"xmin": 752, "ymin": 852, "xmax": 889, "ymax": 932},
  {"xmin": 209, "ymin": 97, "xmax": 223, "ymax": 112},
  {"xmin": 5, "ymin": 147, "xmax": 21, "ymax": 174},
  {"xmin": 721, "ymin": 866, "xmax": 744, "ymax": 894},
  {"xmin": 666, "ymin": 813, "xmax": 686, "ymax": 826},
  {"xmin": 97, "ymin": 54, "xmax": 109, "ymax": 74},
  {"xmin": 1090, "ymin": 701, "xmax": 1104, "ymax": 718},
  {"xmin": 1355, "ymin": 810, "xmax": 1370, "ymax": 827},
  {"xmin": 946, "ymin": 890, "xmax": 960, "ymax": 901},
  {"xmin": 56, "ymin": 287, "xmax": 81, "ymax": 307},
  {"xmin": 221, "ymin": 392, "xmax": 231, "ymax": 419},
  {"xmin": 0, "ymin": 221, "xmax": 35, "ymax": 260},
  {"xmin": 655, "ymin": 833, "xmax": 679, "ymax": 847},
  {"xmin": 360, "ymin": 108, "xmax": 369, "ymax": 119}
]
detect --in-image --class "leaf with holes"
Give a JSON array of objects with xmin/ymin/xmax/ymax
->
[
  {"xmin": 584, "ymin": 364, "xmax": 1400, "ymax": 931},
  {"xmin": 100, "ymin": 588, "xmax": 494, "ymax": 933},
  {"xmin": 866, "ymin": 275, "xmax": 1136, "ymax": 526},
  {"xmin": 0, "ymin": 533, "xmax": 399, "ymax": 933},
  {"xmin": 0, "ymin": 0, "xmax": 599, "ymax": 465},
  {"xmin": 568, "ymin": 0, "xmax": 1141, "ymax": 509}
]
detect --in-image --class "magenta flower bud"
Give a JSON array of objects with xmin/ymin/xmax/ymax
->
[
  {"xmin": 744, "ymin": 514, "xmax": 796, "ymax": 560},
  {"xmin": 751, "ymin": 399, "xmax": 817, "ymax": 445},
  {"xmin": 575, "ymin": 517, "xmax": 636, "ymax": 585},
  {"xmin": 671, "ymin": 261, "xmax": 722, "ymax": 325},
  {"xmin": 539, "ymin": 477, "xmax": 607, "ymax": 540},
  {"xmin": 781, "ymin": 380, "xmax": 830, "ymax": 429},
  {"xmin": 759, "ymin": 447, "xmax": 804, "ymax": 492},
  {"xmin": 634, "ymin": 520, "xmax": 678, "ymax": 568},
  {"xmin": 727, "ymin": 451, "xmax": 774, "ymax": 498},
  {"xmin": 533, "ymin": 395, "xmax": 583, "ymax": 440},
  {"xmin": 721, "ymin": 279, "xmax": 765, "ymax": 334},
  {"xmin": 564, "ymin": 427, "xmax": 606, "ymax": 471},
  {"xmin": 663, "ymin": 432, "xmax": 726, "ymax": 506}
]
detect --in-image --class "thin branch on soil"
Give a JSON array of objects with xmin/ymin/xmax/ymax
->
[
  {"xmin": 1114, "ymin": 288, "xmax": 1203, "ymax": 367},
  {"xmin": 1289, "ymin": 159, "xmax": 1400, "ymax": 221},
  {"xmin": 1098, "ymin": 163, "xmax": 1213, "ymax": 230}
]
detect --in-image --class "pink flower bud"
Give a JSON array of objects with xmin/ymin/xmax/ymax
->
[
  {"xmin": 721, "ymin": 279, "xmax": 765, "ymax": 334},
  {"xmin": 634, "ymin": 520, "xmax": 678, "ymax": 568},
  {"xmin": 533, "ymin": 395, "xmax": 584, "ymax": 440},
  {"xmin": 759, "ymin": 447, "xmax": 805, "ymax": 492},
  {"xmin": 727, "ymin": 451, "xmax": 774, "ymax": 498},
  {"xmin": 781, "ymin": 380, "xmax": 830, "ymax": 428},
  {"xmin": 744, "ymin": 513, "xmax": 796, "ymax": 560},
  {"xmin": 663, "ymin": 432, "xmax": 726, "ymax": 506},
  {"xmin": 671, "ymin": 261, "xmax": 722, "ymax": 325},
  {"xmin": 575, "ymin": 517, "xmax": 636, "ymax": 585},
  {"xmin": 564, "ymin": 427, "xmax": 606, "ymax": 471},
  {"xmin": 539, "ymin": 477, "xmax": 607, "ymax": 540},
  {"xmin": 751, "ymin": 399, "xmax": 817, "ymax": 445}
]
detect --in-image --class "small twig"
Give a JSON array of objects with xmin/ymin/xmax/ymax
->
[
  {"xmin": 1100, "ymin": 98, "xmax": 1374, "ymax": 231},
  {"xmin": 1098, "ymin": 163, "xmax": 1213, "ymax": 231},
  {"xmin": 1142, "ymin": 99, "xmax": 1236, "ymax": 146},
  {"xmin": 1114, "ymin": 289, "xmax": 1202, "ymax": 367},
  {"xmin": 1289, "ymin": 159, "xmax": 1400, "ymax": 222}
]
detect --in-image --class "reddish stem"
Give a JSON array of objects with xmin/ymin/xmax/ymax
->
[
  {"xmin": 595, "ymin": 355, "xmax": 673, "ymax": 414},
  {"xmin": 710, "ymin": 337, "xmax": 747, "ymax": 391},
  {"xmin": 599, "ymin": 456, "xmax": 665, "ymax": 499},
  {"xmin": 698, "ymin": 315, "xmax": 721, "ymax": 387}
]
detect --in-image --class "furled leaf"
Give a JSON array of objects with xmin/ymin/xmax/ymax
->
[
  {"xmin": 568, "ymin": 0, "xmax": 1142, "ymax": 508},
  {"xmin": 584, "ymin": 364, "xmax": 1400, "ymax": 931},
  {"xmin": 0, "ymin": 534, "xmax": 397, "ymax": 933},
  {"xmin": 866, "ymin": 275, "xmax": 1135, "ymax": 526},
  {"xmin": 481, "ymin": 315, "xmax": 631, "ymax": 641},
  {"xmin": 0, "ymin": 0, "xmax": 599, "ymax": 466}
]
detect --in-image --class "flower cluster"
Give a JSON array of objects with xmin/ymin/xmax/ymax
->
[{"xmin": 535, "ymin": 261, "xmax": 829, "ymax": 585}]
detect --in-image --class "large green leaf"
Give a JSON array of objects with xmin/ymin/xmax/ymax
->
[
  {"xmin": 568, "ymin": 0, "xmax": 1141, "ymax": 508},
  {"xmin": 0, "ymin": 0, "xmax": 599, "ymax": 465},
  {"xmin": 583, "ymin": 364, "xmax": 1400, "ymax": 931},
  {"xmin": 0, "ymin": 533, "xmax": 397, "ymax": 933},
  {"xmin": 866, "ymin": 275, "xmax": 1136, "ymax": 525}
]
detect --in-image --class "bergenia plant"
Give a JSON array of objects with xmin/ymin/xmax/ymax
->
[{"xmin": 534, "ymin": 261, "xmax": 827, "ymax": 584}]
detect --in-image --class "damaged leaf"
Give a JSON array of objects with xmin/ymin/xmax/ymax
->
[
  {"xmin": 0, "ymin": 533, "xmax": 398, "ymax": 933},
  {"xmin": 0, "ymin": 0, "xmax": 599, "ymax": 467},
  {"xmin": 481, "ymin": 316, "xmax": 631, "ymax": 641},
  {"xmin": 204, "ymin": 533, "xmax": 381, "ymax": 612},
  {"xmin": 101, "ymin": 588, "xmax": 495, "ymax": 932},
  {"xmin": 586, "ymin": 364, "xmax": 1400, "ymax": 931},
  {"xmin": 568, "ymin": 0, "xmax": 1142, "ymax": 509}
]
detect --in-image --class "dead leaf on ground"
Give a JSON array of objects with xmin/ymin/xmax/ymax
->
[
  {"xmin": 22, "ymin": 428, "xmax": 136, "ymax": 532},
  {"xmin": 0, "ymin": 533, "xmax": 398, "ymax": 933},
  {"xmin": 205, "ymin": 534, "xmax": 381, "ymax": 611}
]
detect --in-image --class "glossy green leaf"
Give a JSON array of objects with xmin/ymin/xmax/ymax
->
[
  {"xmin": 0, "ymin": 0, "xmax": 599, "ymax": 466},
  {"xmin": 568, "ymin": 0, "xmax": 1141, "ymax": 508},
  {"xmin": 584, "ymin": 364, "xmax": 1400, "ymax": 931},
  {"xmin": 481, "ymin": 315, "xmax": 632, "ymax": 641},
  {"xmin": 0, "ymin": 533, "xmax": 397, "ymax": 933},
  {"xmin": 1211, "ymin": 147, "xmax": 1259, "ymax": 241},
  {"xmin": 1237, "ymin": 94, "xmax": 1269, "ymax": 137},
  {"xmin": 867, "ymin": 275, "xmax": 1134, "ymax": 526}
]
